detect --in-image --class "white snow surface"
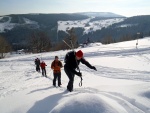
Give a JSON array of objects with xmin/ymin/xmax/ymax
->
[
  {"xmin": 23, "ymin": 18, "xmax": 38, "ymax": 24},
  {"xmin": 0, "ymin": 37, "xmax": 150, "ymax": 113}
]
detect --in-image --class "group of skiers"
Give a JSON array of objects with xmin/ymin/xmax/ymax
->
[{"xmin": 34, "ymin": 50, "xmax": 97, "ymax": 92}]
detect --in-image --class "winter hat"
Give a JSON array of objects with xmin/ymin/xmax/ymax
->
[
  {"xmin": 76, "ymin": 50, "xmax": 83, "ymax": 58},
  {"xmin": 55, "ymin": 56, "xmax": 58, "ymax": 59}
]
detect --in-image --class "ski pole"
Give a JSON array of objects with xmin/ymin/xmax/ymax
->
[
  {"xmin": 62, "ymin": 40, "xmax": 72, "ymax": 49},
  {"xmin": 79, "ymin": 76, "xmax": 83, "ymax": 87}
]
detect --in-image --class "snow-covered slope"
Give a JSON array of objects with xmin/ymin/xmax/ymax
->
[
  {"xmin": 0, "ymin": 16, "xmax": 39, "ymax": 33},
  {"xmin": 0, "ymin": 15, "xmax": 124, "ymax": 34},
  {"xmin": 0, "ymin": 37, "xmax": 150, "ymax": 113},
  {"xmin": 58, "ymin": 17, "xmax": 124, "ymax": 34},
  {"xmin": 0, "ymin": 16, "xmax": 16, "ymax": 32}
]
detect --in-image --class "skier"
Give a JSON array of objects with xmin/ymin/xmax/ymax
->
[
  {"xmin": 51, "ymin": 56, "xmax": 63, "ymax": 87},
  {"xmin": 64, "ymin": 50, "xmax": 97, "ymax": 92},
  {"xmin": 40, "ymin": 61, "xmax": 47, "ymax": 77},
  {"xmin": 35, "ymin": 58, "xmax": 40, "ymax": 72}
]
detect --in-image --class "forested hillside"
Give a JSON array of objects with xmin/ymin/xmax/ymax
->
[{"xmin": 0, "ymin": 13, "xmax": 150, "ymax": 52}]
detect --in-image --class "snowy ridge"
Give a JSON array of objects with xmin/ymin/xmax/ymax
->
[
  {"xmin": 77, "ymin": 12, "xmax": 124, "ymax": 18},
  {"xmin": 58, "ymin": 17, "xmax": 124, "ymax": 34},
  {"xmin": 0, "ymin": 16, "xmax": 16, "ymax": 32},
  {"xmin": 0, "ymin": 37, "xmax": 150, "ymax": 113},
  {"xmin": 0, "ymin": 16, "xmax": 124, "ymax": 33},
  {"xmin": 0, "ymin": 16, "xmax": 39, "ymax": 33},
  {"xmin": 23, "ymin": 18, "xmax": 38, "ymax": 24}
]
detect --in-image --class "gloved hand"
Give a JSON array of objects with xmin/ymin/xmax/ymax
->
[
  {"xmin": 76, "ymin": 72, "xmax": 82, "ymax": 77},
  {"xmin": 92, "ymin": 66, "xmax": 97, "ymax": 71}
]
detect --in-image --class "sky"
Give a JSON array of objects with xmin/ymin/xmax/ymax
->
[{"xmin": 0, "ymin": 0, "xmax": 150, "ymax": 17}]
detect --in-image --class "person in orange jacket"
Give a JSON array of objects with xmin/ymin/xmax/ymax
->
[
  {"xmin": 51, "ymin": 56, "xmax": 63, "ymax": 87},
  {"xmin": 40, "ymin": 61, "xmax": 47, "ymax": 77}
]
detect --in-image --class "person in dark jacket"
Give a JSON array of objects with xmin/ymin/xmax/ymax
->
[
  {"xmin": 40, "ymin": 61, "xmax": 47, "ymax": 77},
  {"xmin": 35, "ymin": 58, "xmax": 40, "ymax": 72},
  {"xmin": 51, "ymin": 56, "xmax": 63, "ymax": 87},
  {"xmin": 64, "ymin": 50, "xmax": 97, "ymax": 92}
]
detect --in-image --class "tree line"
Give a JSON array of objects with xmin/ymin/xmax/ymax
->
[
  {"xmin": 0, "ymin": 35, "xmax": 11, "ymax": 58},
  {"xmin": 0, "ymin": 28, "xmax": 79, "ymax": 58}
]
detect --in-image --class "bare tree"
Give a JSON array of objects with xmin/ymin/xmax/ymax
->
[
  {"xmin": 120, "ymin": 34, "xmax": 132, "ymax": 42},
  {"xmin": 53, "ymin": 27, "xmax": 79, "ymax": 51},
  {"xmin": 102, "ymin": 35, "xmax": 113, "ymax": 44},
  {"xmin": 29, "ymin": 31, "xmax": 51, "ymax": 53},
  {"xmin": 66, "ymin": 27, "xmax": 78, "ymax": 48},
  {"xmin": 0, "ymin": 36, "xmax": 11, "ymax": 58}
]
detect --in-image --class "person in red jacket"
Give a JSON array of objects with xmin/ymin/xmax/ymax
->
[{"xmin": 40, "ymin": 61, "xmax": 47, "ymax": 77}]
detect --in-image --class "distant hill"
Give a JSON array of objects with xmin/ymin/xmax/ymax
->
[
  {"xmin": 89, "ymin": 15, "xmax": 150, "ymax": 42},
  {"xmin": 0, "ymin": 13, "xmax": 150, "ymax": 50},
  {"xmin": 0, "ymin": 13, "xmax": 88, "ymax": 46},
  {"xmin": 75, "ymin": 12, "xmax": 125, "ymax": 17}
]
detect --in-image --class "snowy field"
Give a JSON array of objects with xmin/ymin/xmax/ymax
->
[{"xmin": 0, "ymin": 37, "xmax": 150, "ymax": 113}]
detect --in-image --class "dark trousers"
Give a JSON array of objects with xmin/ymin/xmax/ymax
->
[
  {"xmin": 41, "ymin": 68, "xmax": 47, "ymax": 77},
  {"xmin": 64, "ymin": 65, "xmax": 75, "ymax": 92},
  {"xmin": 36, "ymin": 65, "xmax": 40, "ymax": 72},
  {"xmin": 53, "ymin": 72, "xmax": 61, "ymax": 86}
]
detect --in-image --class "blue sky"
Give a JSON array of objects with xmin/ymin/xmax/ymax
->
[{"xmin": 0, "ymin": 0, "xmax": 150, "ymax": 17}]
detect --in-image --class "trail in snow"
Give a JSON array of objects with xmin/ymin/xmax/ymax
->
[{"xmin": 0, "ymin": 38, "xmax": 150, "ymax": 113}]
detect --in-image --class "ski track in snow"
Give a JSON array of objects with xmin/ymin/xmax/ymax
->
[
  {"xmin": 0, "ymin": 61, "xmax": 50, "ymax": 97},
  {"xmin": 81, "ymin": 65, "xmax": 150, "ymax": 82},
  {"xmin": 0, "ymin": 38, "xmax": 150, "ymax": 113},
  {"xmin": 47, "ymin": 86, "xmax": 150, "ymax": 113},
  {"xmin": 1, "ymin": 59, "xmax": 148, "ymax": 112}
]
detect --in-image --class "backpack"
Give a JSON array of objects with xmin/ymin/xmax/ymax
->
[
  {"xmin": 64, "ymin": 51, "xmax": 75, "ymax": 63},
  {"xmin": 64, "ymin": 53, "xmax": 69, "ymax": 63}
]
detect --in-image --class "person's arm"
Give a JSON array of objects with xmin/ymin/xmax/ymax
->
[
  {"xmin": 35, "ymin": 60, "xmax": 37, "ymax": 65},
  {"xmin": 81, "ymin": 58, "xmax": 97, "ymax": 70},
  {"xmin": 51, "ymin": 61, "xmax": 54, "ymax": 69},
  {"xmin": 59, "ymin": 61, "xmax": 63, "ymax": 68}
]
